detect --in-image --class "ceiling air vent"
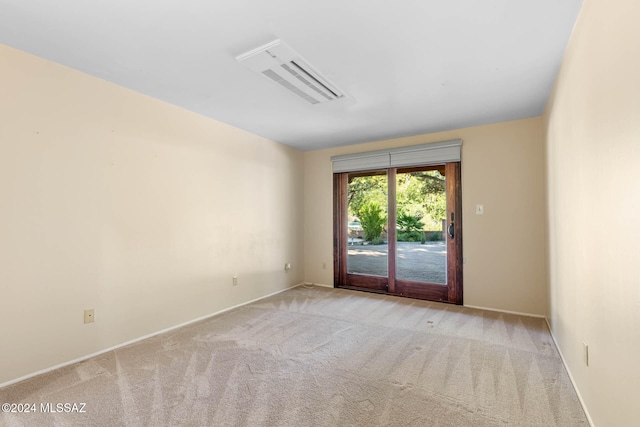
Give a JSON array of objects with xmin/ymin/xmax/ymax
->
[{"xmin": 236, "ymin": 39, "xmax": 345, "ymax": 105}]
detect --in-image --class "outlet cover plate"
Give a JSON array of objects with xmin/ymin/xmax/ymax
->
[{"xmin": 84, "ymin": 309, "xmax": 95, "ymax": 324}]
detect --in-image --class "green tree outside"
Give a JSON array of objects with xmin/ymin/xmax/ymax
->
[{"xmin": 348, "ymin": 170, "xmax": 446, "ymax": 243}]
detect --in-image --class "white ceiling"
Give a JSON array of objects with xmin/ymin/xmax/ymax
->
[{"xmin": 0, "ymin": 0, "xmax": 583, "ymax": 151}]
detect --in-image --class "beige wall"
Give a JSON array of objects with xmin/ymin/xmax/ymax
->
[
  {"xmin": 543, "ymin": 0, "xmax": 640, "ymax": 425},
  {"xmin": 0, "ymin": 45, "xmax": 304, "ymax": 385},
  {"xmin": 304, "ymin": 117, "xmax": 548, "ymax": 316}
]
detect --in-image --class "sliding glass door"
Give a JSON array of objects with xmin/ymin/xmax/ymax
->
[{"xmin": 334, "ymin": 162, "xmax": 462, "ymax": 304}]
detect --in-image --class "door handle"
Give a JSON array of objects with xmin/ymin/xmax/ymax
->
[{"xmin": 448, "ymin": 223, "xmax": 454, "ymax": 239}]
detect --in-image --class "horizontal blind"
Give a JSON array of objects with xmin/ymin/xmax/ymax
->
[{"xmin": 331, "ymin": 139, "xmax": 461, "ymax": 173}]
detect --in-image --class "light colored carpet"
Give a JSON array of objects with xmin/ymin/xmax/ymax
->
[{"xmin": 0, "ymin": 285, "xmax": 588, "ymax": 426}]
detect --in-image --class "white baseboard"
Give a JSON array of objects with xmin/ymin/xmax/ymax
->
[
  {"xmin": 0, "ymin": 283, "xmax": 304, "ymax": 390},
  {"xmin": 463, "ymin": 304, "xmax": 546, "ymax": 319},
  {"xmin": 301, "ymin": 281, "xmax": 334, "ymax": 288},
  {"xmin": 544, "ymin": 318, "xmax": 595, "ymax": 427}
]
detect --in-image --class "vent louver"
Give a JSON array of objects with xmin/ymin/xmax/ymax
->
[{"xmin": 236, "ymin": 40, "xmax": 345, "ymax": 105}]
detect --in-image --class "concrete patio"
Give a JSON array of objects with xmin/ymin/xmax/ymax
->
[{"xmin": 347, "ymin": 241, "xmax": 447, "ymax": 284}]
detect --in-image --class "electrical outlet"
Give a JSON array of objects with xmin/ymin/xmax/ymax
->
[
  {"xmin": 232, "ymin": 275, "xmax": 238, "ymax": 286},
  {"xmin": 475, "ymin": 204, "xmax": 484, "ymax": 215},
  {"xmin": 284, "ymin": 263, "xmax": 291, "ymax": 271},
  {"xmin": 84, "ymin": 309, "xmax": 95, "ymax": 324}
]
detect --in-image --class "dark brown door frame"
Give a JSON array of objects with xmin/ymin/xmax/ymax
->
[
  {"xmin": 445, "ymin": 162, "xmax": 463, "ymax": 304},
  {"xmin": 333, "ymin": 173, "xmax": 348, "ymax": 287},
  {"xmin": 333, "ymin": 162, "xmax": 463, "ymax": 305}
]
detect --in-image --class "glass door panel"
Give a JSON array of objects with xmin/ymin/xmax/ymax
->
[
  {"xmin": 347, "ymin": 171, "xmax": 388, "ymax": 277},
  {"xmin": 395, "ymin": 168, "xmax": 447, "ymax": 285}
]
